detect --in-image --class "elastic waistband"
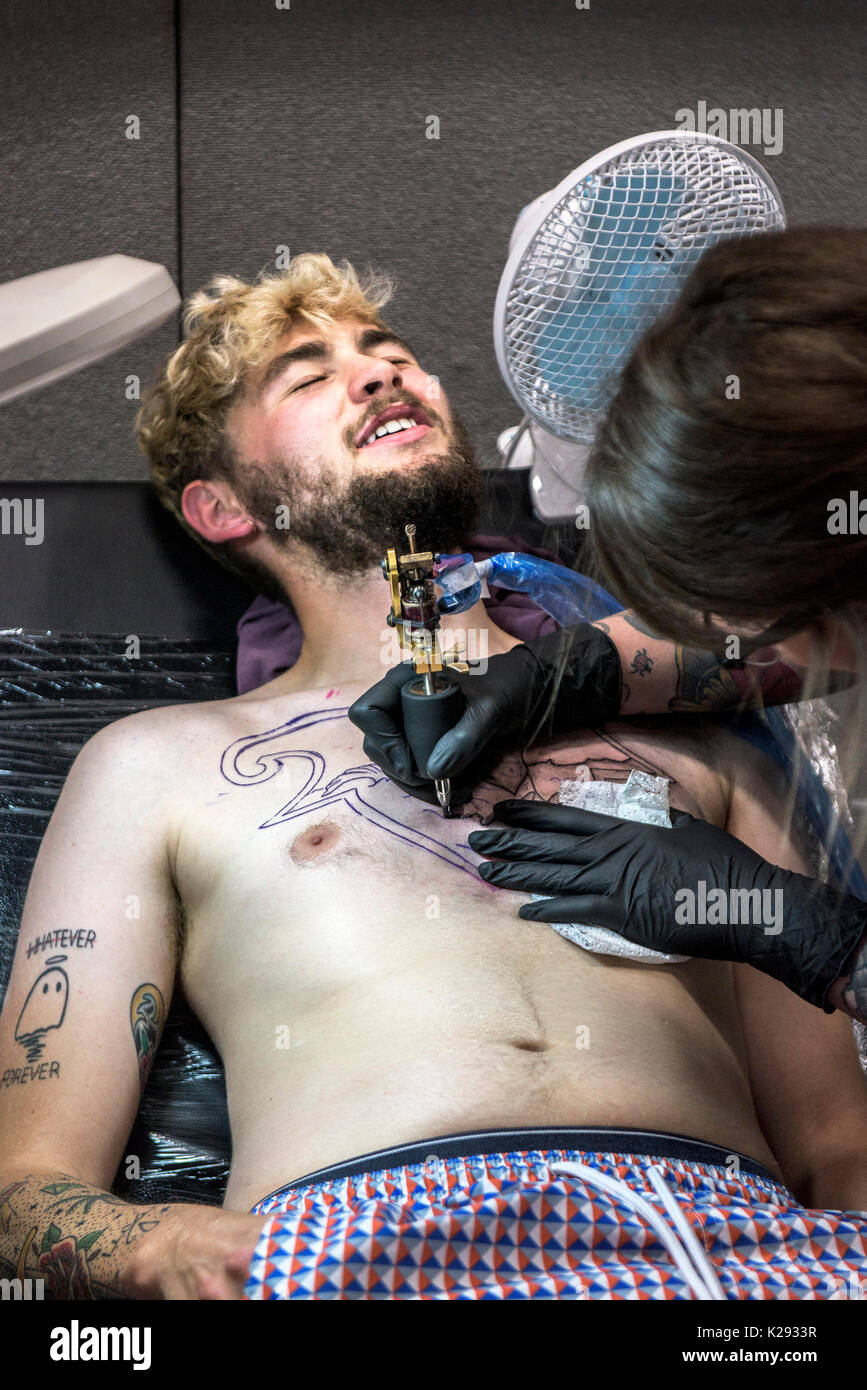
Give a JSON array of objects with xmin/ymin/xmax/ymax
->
[{"xmin": 255, "ymin": 1125, "xmax": 779, "ymax": 1206}]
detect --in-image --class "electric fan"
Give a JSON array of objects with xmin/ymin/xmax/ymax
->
[{"xmin": 493, "ymin": 131, "xmax": 786, "ymax": 522}]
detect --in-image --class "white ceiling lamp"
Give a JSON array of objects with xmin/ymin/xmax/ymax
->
[{"xmin": 0, "ymin": 253, "xmax": 180, "ymax": 404}]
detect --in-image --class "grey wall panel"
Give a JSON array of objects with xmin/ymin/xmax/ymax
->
[
  {"xmin": 0, "ymin": 0, "xmax": 177, "ymax": 480},
  {"xmin": 178, "ymin": 0, "xmax": 866, "ymax": 472},
  {"xmin": 1, "ymin": 0, "xmax": 864, "ymax": 482}
]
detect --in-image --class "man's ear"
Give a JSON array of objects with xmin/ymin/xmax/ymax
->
[{"xmin": 181, "ymin": 478, "xmax": 256, "ymax": 544}]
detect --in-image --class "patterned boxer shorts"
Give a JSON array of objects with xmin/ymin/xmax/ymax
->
[{"xmin": 242, "ymin": 1126, "xmax": 867, "ymax": 1300}]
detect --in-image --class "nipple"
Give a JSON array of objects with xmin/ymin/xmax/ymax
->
[{"xmin": 288, "ymin": 820, "xmax": 344, "ymax": 864}]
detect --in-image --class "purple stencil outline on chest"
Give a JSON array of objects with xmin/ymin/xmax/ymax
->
[{"xmin": 219, "ymin": 705, "xmax": 480, "ymax": 878}]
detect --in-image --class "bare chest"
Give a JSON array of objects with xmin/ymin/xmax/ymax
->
[{"xmin": 169, "ymin": 693, "xmax": 725, "ymax": 935}]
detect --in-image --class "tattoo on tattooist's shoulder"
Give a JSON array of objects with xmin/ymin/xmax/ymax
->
[
  {"xmin": 622, "ymin": 611, "xmax": 808, "ymax": 711},
  {"xmin": 130, "ymin": 984, "xmax": 166, "ymax": 1093},
  {"xmin": 673, "ymin": 646, "xmax": 804, "ymax": 712},
  {"xmin": 673, "ymin": 647, "xmax": 744, "ymax": 712}
]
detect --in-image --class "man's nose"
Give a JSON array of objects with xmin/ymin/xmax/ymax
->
[{"xmin": 349, "ymin": 356, "xmax": 405, "ymax": 400}]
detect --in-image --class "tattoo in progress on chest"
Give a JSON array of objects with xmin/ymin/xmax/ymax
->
[{"xmin": 218, "ymin": 707, "xmax": 676, "ymax": 879}]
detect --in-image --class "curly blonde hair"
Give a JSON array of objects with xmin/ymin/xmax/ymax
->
[{"xmin": 135, "ymin": 253, "xmax": 395, "ymax": 595}]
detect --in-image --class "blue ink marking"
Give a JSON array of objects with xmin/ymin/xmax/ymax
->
[{"xmin": 220, "ymin": 705, "xmax": 481, "ymax": 878}]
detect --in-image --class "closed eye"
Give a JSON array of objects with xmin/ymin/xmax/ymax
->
[
  {"xmin": 291, "ymin": 375, "xmax": 328, "ymax": 392},
  {"xmin": 290, "ymin": 357, "xmax": 414, "ymax": 392}
]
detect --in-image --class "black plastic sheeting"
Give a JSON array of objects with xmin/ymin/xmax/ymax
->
[{"xmin": 0, "ymin": 631, "xmax": 234, "ymax": 1206}]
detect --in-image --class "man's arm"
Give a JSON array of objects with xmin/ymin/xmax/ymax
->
[
  {"xmin": 725, "ymin": 742, "xmax": 867, "ymax": 1211},
  {"xmin": 593, "ymin": 611, "xmax": 808, "ymax": 716},
  {"xmin": 0, "ymin": 712, "xmax": 264, "ymax": 1298}
]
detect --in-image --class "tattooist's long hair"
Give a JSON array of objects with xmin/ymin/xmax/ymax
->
[{"xmin": 577, "ymin": 228, "xmax": 867, "ymax": 884}]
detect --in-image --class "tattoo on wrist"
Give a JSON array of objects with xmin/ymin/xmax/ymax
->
[{"xmin": 621, "ymin": 611, "xmax": 806, "ymax": 711}]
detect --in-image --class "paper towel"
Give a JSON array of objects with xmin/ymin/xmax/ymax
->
[{"xmin": 534, "ymin": 768, "xmax": 690, "ymax": 964}]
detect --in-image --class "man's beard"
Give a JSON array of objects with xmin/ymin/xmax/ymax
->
[{"xmin": 231, "ymin": 410, "xmax": 483, "ymax": 580}]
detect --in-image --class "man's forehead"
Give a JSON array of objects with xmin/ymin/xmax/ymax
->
[{"xmin": 273, "ymin": 314, "xmax": 373, "ymax": 350}]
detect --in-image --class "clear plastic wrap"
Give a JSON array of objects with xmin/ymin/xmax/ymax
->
[{"xmin": 476, "ymin": 551, "xmax": 621, "ymax": 626}]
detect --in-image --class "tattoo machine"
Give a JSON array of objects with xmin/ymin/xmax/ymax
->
[{"xmin": 382, "ymin": 523, "xmax": 479, "ymax": 816}]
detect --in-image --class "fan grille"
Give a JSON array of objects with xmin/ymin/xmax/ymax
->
[{"xmin": 503, "ymin": 136, "xmax": 785, "ymax": 442}]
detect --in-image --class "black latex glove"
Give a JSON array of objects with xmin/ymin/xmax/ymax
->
[
  {"xmin": 347, "ymin": 622, "xmax": 622, "ymax": 794},
  {"xmin": 467, "ymin": 799, "xmax": 867, "ymax": 1012}
]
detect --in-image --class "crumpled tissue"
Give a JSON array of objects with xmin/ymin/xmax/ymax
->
[{"xmin": 533, "ymin": 768, "xmax": 690, "ymax": 964}]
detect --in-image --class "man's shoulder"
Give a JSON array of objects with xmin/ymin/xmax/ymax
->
[
  {"xmin": 94, "ymin": 681, "xmax": 343, "ymax": 767},
  {"xmin": 96, "ymin": 691, "xmax": 258, "ymax": 742},
  {"xmin": 82, "ymin": 695, "xmax": 252, "ymax": 782}
]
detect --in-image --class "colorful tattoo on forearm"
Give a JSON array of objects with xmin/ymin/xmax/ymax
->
[{"xmin": 0, "ymin": 1176, "xmax": 169, "ymax": 1299}]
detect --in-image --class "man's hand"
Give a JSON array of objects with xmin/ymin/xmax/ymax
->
[
  {"xmin": 468, "ymin": 799, "xmax": 867, "ymax": 1012},
  {"xmin": 121, "ymin": 1203, "xmax": 268, "ymax": 1300}
]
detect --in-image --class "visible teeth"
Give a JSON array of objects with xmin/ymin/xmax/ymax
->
[{"xmin": 364, "ymin": 416, "xmax": 419, "ymax": 446}]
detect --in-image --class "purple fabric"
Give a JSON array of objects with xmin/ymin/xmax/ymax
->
[{"xmin": 235, "ymin": 533, "xmax": 561, "ymax": 695}]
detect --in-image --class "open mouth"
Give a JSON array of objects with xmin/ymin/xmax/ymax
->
[{"xmin": 355, "ymin": 403, "xmax": 433, "ymax": 452}]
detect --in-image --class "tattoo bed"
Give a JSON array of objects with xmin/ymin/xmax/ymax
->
[{"xmin": 1, "ymin": 486, "xmax": 864, "ymax": 1210}]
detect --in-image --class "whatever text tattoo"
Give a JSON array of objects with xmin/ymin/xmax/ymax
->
[{"xmin": 27, "ymin": 928, "xmax": 95, "ymax": 958}]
